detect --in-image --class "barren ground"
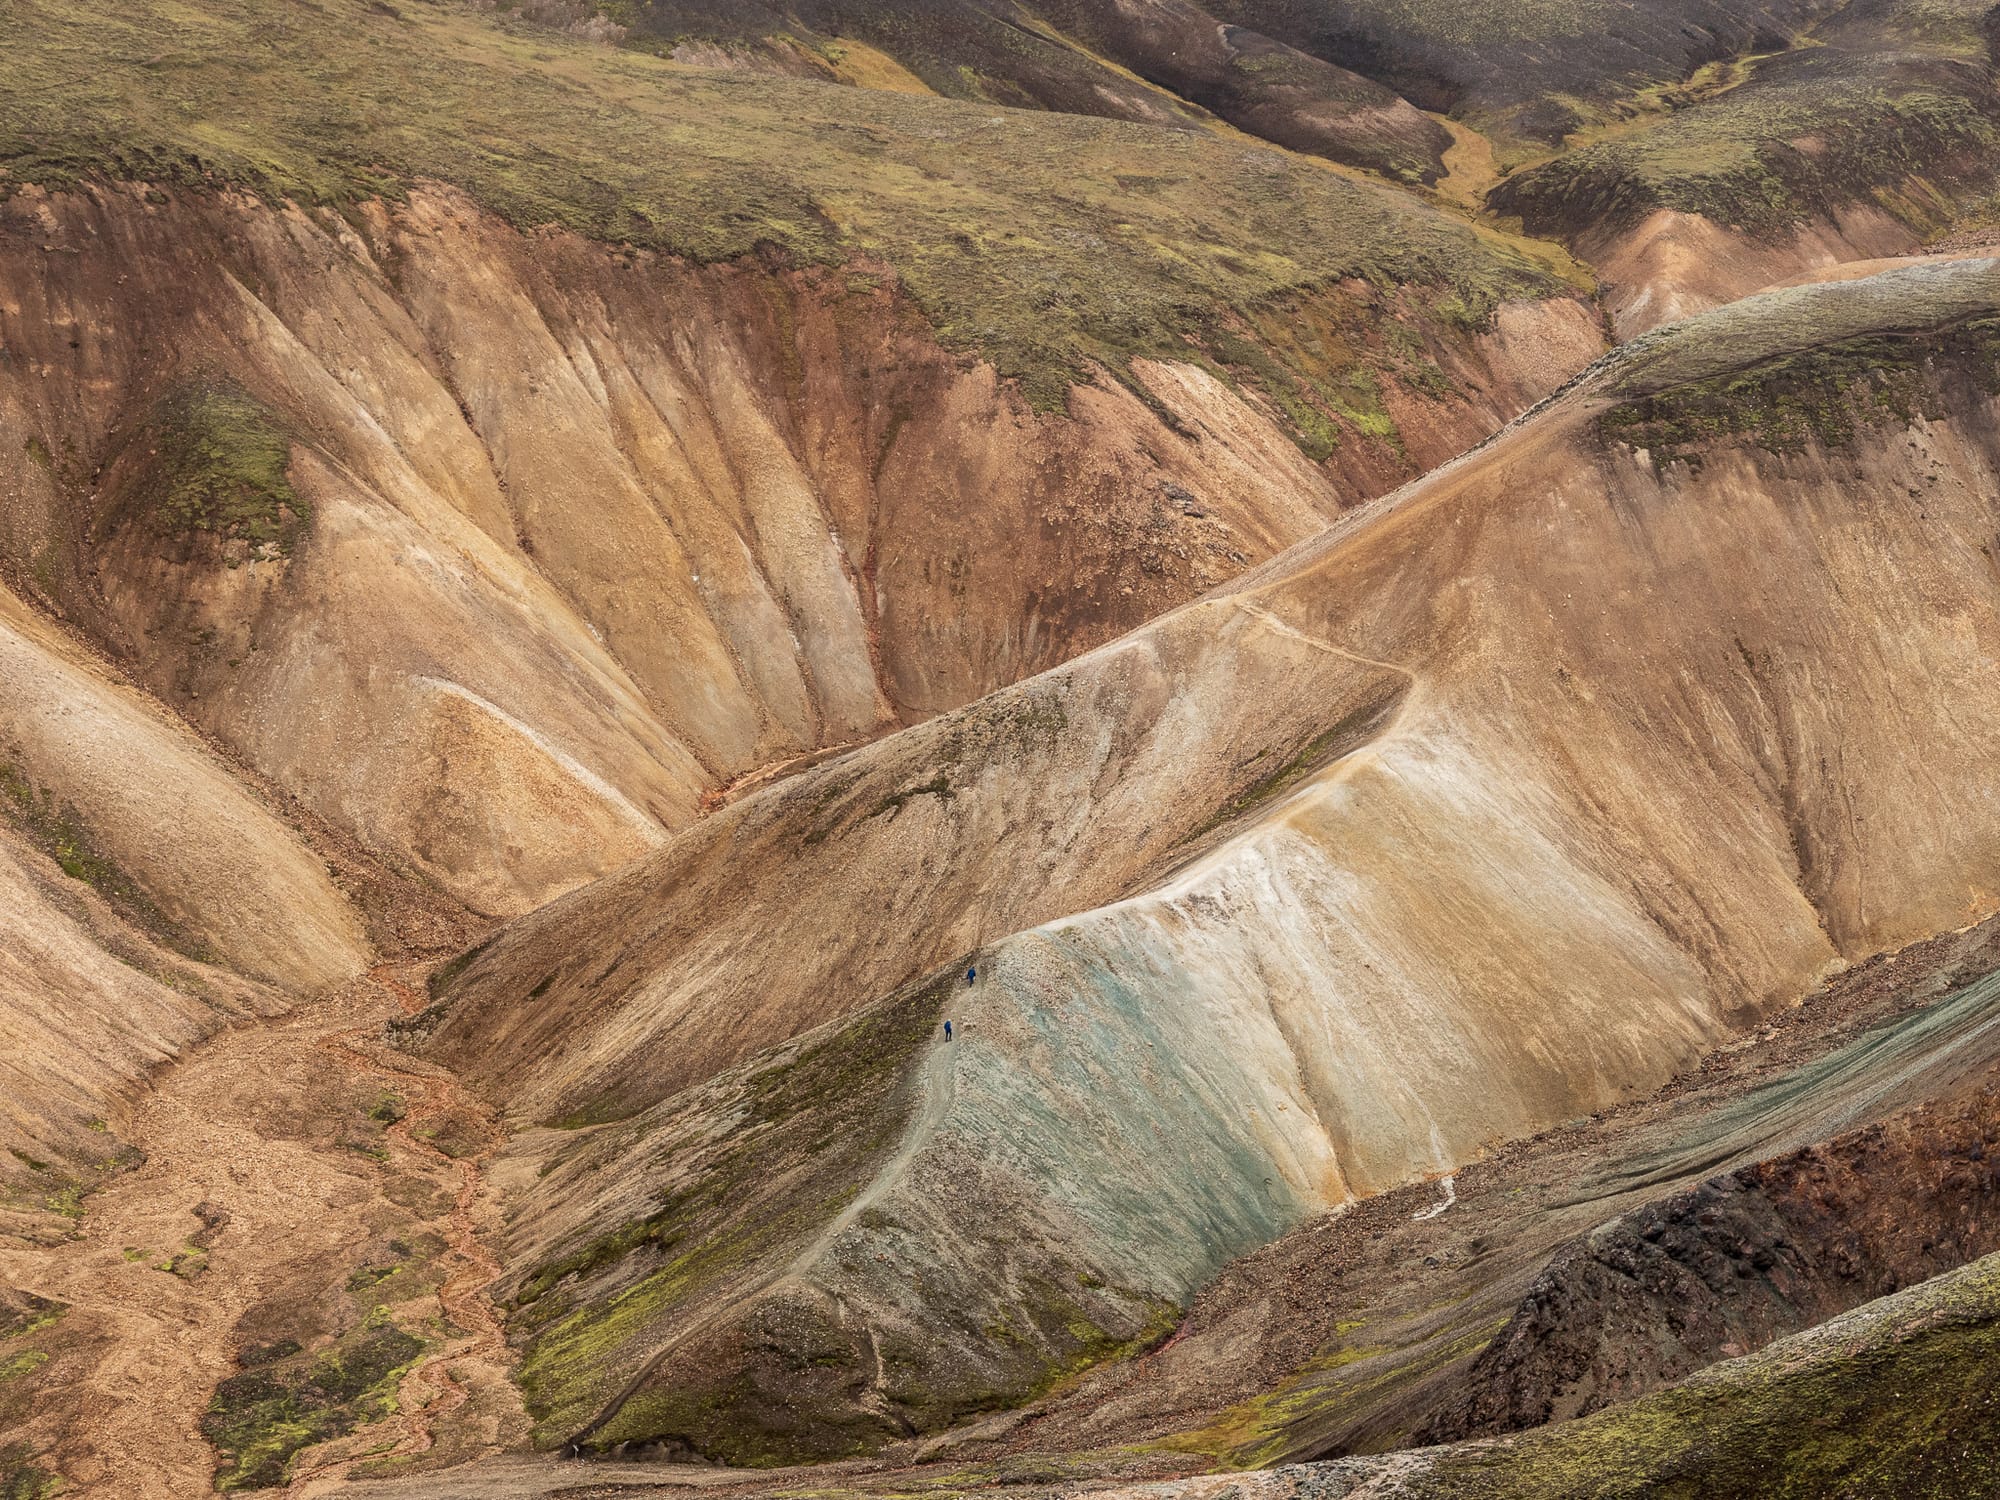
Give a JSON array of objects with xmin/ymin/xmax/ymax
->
[{"xmin": 0, "ymin": 963, "xmax": 523, "ymax": 1499}]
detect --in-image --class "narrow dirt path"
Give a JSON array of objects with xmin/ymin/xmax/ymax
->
[
  {"xmin": 0, "ymin": 962, "xmax": 520, "ymax": 1498},
  {"xmin": 783, "ymin": 1039, "xmax": 957, "ymax": 1283}
]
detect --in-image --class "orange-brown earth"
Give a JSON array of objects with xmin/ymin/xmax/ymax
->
[{"xmin": 0, "ymin": 183, "xmax": 1597, "ymax": 922}]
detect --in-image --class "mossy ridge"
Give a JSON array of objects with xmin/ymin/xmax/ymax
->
[
  {"xmin": 201, "ymin": 1321, "xmax": 424, "ymax": 1491},
  {"xmin": 880, "ymin": 1270, "xmax": 1182, "ymax": 1432},
  {"xmin": 1598, "ymin": 315, "xmax": 2000, "ymax": 467},
  {"xmin": 1186, "ymin": 686, "xmax": 1405, "ymax": 846},
  {"xmin": 794, "ymin": 685, "xmax": 1068, "ymax": 845},
  {"xmin": 586, "ymin": 1270, "xmax": 1182, "ymax": 1466},
  {"xmin": 509, "ymin": 969, "xmax": 953, "ymax": 1450},
  {"xmin": 0, "ymin": 0, "xmax": 1556, "ymax": 414},
  {"xmin": 1150, "ymin": 1317, "xmax": 1495, "ymax": 1470},
  {"xmin": 1399, "ymin": 1251, "xmax": 2000, "ymax": 1498},
  {"xmin": 1492, "ymin": 45, "xmax": 2000, "ymax": 243},
  {"xmin": 1015, "ymin": 1280, "xmax": 1183, "ymax": 1406},
  {"xmin": 138, "ymin": 384, "xmax": 310, "ymax": 555}
]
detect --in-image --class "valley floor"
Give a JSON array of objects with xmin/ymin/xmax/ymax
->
[
  {"xmin": 0, "ymin": 964, "xmax": 522, "ymax": 1498},
  {"xmin": 79, "ymin": 911, "xmax": 1976, "ymax": 1500}
]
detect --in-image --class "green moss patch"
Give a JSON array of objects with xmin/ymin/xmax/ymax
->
[
  {"xmin": 0, "ymin": 1352, "xmax": 48, "ymax": 1383},
  {"xmin": 0, "ymin": 1447, "xmax": 61, "ymax": 1500},
  {"xmin": 0, "ymin": 760, "xmax": 156, "ymax": 911},
  {"xmin": 1493, "ymin": 45, "xmax": 2000, "ymax": 243},
  {"xmin": 1599, "ymin": 315, "xmax": 2000, "ymax": 467},
  {"xmin": 1404, "ymin": 1252, "xmax": 2000, "ymax": 1498},
  {"xmin": 0, "ymin": 1294, "xmax": 65, "ymax": 1346},
  {"xmin": 202, "ymin": 1322, "xmax": 424, "ymax": 1491},
  {"xmin": 143, "ymin": 384, "xmax": 309, "ymax": 554},
  {"xmin": 510, "ymin": 968, "xmax": 953, "ymax": 1452}
]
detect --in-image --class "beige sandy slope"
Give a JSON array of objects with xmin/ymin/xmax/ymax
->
[
  {"xmin": 0, "ymin": 572, "xmax": 375, "ymax": 1217},
  {"xmin": 0, "ymin": 582, "xmax": 367, "ymax": 990},
  {"xmin": 0, "ymin": 183, "xmax": 1596, "ymax": 917}
]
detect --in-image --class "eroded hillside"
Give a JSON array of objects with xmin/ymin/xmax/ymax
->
[
  {"xmin": 418, "ymin": 256, "xmax": 2000, "ymax": 1462},
  {"xmin": 9, "ymin": 0, "xmax": 2000, "ymax": 1494},
  {"xmin": 0, "ymin": 0, "xmax": 1608, "ymax": 924}
]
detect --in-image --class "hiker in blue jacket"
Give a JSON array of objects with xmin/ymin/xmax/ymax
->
[{"xmin": 944, "ymin": 1020, "xmax": 953, "ymax": 1040}]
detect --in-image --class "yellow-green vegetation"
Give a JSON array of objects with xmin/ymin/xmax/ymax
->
[
  {"xmin": 1601, "ymin": 316, "xmax": 2000, "ymax": 466},
  {"xmin": 0, "ymin": 1298, "xmax": 65, "ymax": 1497},
  {"xmin": 1151, "ymin": 1348, "xmax": 1389, "ymax": 1469},
  {"xmin": 0, "ymin": 756, "xmax": 209, "ymax": 965},
  {"xmin": 2, "ymin": 1133, "xmax": 139, "ymax": 1226},
  {"xmin": 511, "ymin": 970, "xmax": 951, "ymax": 1453},
  {"xmin": 1400, "ymin": 1250, "xmax": 2000, "ymax": 1498},
  {"xmin": 1151, "ymin": 1319, "xmax": 1493, "ymax": 1469},
  {"xmin": 0, "ymin": 1352, "xmax": 48, "ymax": 1383},
  {"xmin": 0, "ymin": 0, "xmax": 1557, "ymax": 409},
  {"xmin": 154, "ymin": 1243, "xmax": 210, "ymax": 1279},
  {"xmin": 0, "ymin": 1296, "xmax": 66, "ymax": 1346},
  {"xmin": 1493, "ymin": 44, "xmax": 2000, "ymax": 240},
  {"xmin": 1016, "ymin": 1286, "xmax": 1182, "ymax": 1404},
  {"xmin": 0, "ymin": 762, "xmax": 138, "ymax": 897},
  {"xmin": 140, "ymin": 384, "xmax": 309, "ymax": 553},
  {"xmin": 201, "ymin": 1321, "xmax": 424, "ymax": 1491},
  {"xmin": 0, "ymin": 1447, "xmax": 61, "ymax": 1500}
]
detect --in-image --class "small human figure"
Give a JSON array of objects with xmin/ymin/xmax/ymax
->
[
  {"xmin": 966, "ymin": 965, "xmax": 977, "ymax": 986},
  {"xmin": 944, "ymin": 1019, "xmax": 954, "ymax": 1040}
]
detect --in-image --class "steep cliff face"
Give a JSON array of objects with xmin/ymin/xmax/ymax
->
[
  {"xmin": 425, "ymin": 258, "xmax": 2000, "ymax": 1456},
  {"xmin": 0, "ymin": 183, "xmax": 1595, "ymax": 917}
]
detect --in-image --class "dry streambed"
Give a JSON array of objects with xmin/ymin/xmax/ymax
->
[{"xmin": 0, "ymin": 964, "xmax": 521, "ymax": 1498}]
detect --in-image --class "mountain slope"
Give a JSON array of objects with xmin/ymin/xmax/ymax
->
[
  {"xmin": 1490, "ymin": 1, "xmax": 2000, "ymax": 333},
  {"xmin": 1088, "ymin": 1245, "xmax": 2000, "ymax": 1499},
  {"xmin": 0, "ymin": 0, "xmax": 1600, "ymax": 918},
  {"xmin": 507, "ymin": 0, "xmax": 1455, "ymax": 183},
  {"xmin": 421, "ymin": 255, "xmax": 2000, "ymax": 1457},
  {"xmin": 0, "ymin": 575, "xmax": 372, "ymax": 1228}
]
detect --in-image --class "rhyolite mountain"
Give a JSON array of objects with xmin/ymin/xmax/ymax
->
[{"xmin": 6, "ymin": 0, "xmax": 2000, "ymax": 1496}]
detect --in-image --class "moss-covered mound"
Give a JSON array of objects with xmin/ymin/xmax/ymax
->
[
  {"xmin": 509, "ymin": 969, "xmax": 953, "ymax": 1460},
  {"xmin": 1595, "ymin": 253, "xmax": 2000, "ymax": 397},
  {"xmin": 140, "ymin": 384, "xmax": 310, "ymax": 555},
  {"xmin": 202, "ymin": 1322, "xmax": 423, "ymax": 1491},
  {"xmin": 1491, "ymin": 43, "xmax": 2000, "ymax": 244},
  {"xmin": 1600, "ymin": 314, "xmax": 2000, "ymax": 465},
  {"xmin": 1485, "ymin": 0, "xmax": 2000, "ymax": 240}
]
